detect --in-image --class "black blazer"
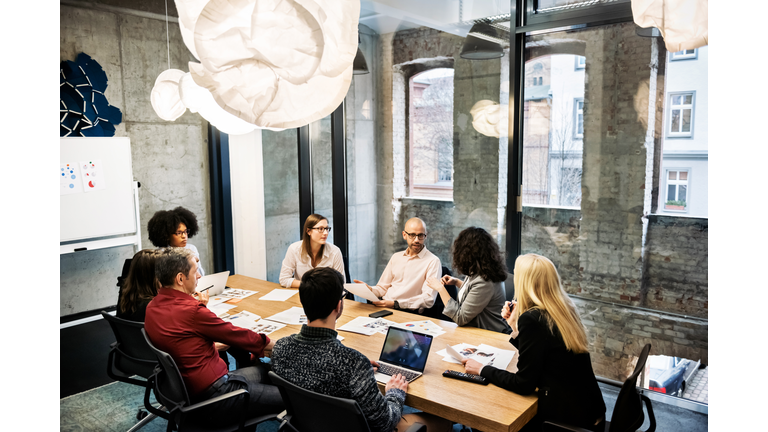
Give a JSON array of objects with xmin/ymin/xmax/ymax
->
[{"xmin": 480, "ymin": 309, "xmax": 605, "ymax": 429}]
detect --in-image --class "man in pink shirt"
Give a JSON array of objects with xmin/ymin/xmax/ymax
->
[{"xmin": 354, "ymin": 218, "xmax": 441, "ymax": 314}]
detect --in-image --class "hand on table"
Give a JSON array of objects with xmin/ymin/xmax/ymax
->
[
  {"xmin": 385, "ymin": 373, "xmax": 408, "ymax": 393},
  {"xmin": 462, "ymin": 358, "xmax": 484, "ymax": 376}
]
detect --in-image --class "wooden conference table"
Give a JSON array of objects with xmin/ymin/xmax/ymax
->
[{"xmin": 224, "ymin": 275, "xmax": 537, "ymax": 432}]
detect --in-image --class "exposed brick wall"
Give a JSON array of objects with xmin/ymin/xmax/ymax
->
[{"xmin": 645, "ymin": 215, "xmax": 708, "ymax": 317}]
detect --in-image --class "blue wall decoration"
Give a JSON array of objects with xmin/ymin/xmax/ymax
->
[{"xmin": 60, "ymin": 53, "xmax": 123, "ymax": 137}]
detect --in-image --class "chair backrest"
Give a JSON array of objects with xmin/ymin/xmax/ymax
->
[
  {"xmin": 503, "ymin": 273, "xmax": 515, "ymax": 302},
  {"xmin": 101, "ymin": 311, "xmax": 157, "ymax": 379},
  {"xmin": 609, "ymin": 343, "xmax": 652, "ymax": 432},
  {"xmin": 141, "ymin": 328, "xmax": 192, "ymax": 410},
  {"xmin": 268, "ymin": 371, "xmax": 371, "ymax": 432}
]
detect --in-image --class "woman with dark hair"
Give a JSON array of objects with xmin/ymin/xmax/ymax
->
[
  {"xmin": 117, "ymin": 249, "xmax": 161, "ymax": 322},
  {"xmin": 279, "ymin": 214, "xmax": 345, "ymax": 288},
  {"xmin": 426, "ymin": 227, "xmax": 510, "ymax": 333},
  {"xmin": 147, "ymin": 206, "xmax": 205, "ymax": 275}
]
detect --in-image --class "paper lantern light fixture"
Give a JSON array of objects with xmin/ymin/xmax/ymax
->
[
  {"xmin": 150, "ymin": 0, "xmax": 360, "ymax": 133},
  {"xmin": 632, "ymin": 0, "xmax": 708, "ymax": 52}
]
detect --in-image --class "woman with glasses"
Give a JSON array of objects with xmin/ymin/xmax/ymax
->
[
  {"xmin": 426, "ymin": 227, "xmax": 511, "ymax": 333},
  {"xmin": 147, "ymin": 206, "xmax": 205, "ymax": 275},
  {"xmin": 279, "ymin": 213, "xmax": 345, "ymax": 288},
  {"xmin": 462, "ymin": 254, "xmax": 606, "ymax": 431}
]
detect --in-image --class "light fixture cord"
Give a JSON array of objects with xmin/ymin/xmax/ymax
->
[{"xmin": 165, "ymin": 0, "xmax": 171, "ymax": 70}]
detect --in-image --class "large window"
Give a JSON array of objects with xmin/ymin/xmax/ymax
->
[
  {"xmin": 409, "ymin": 68, "xmax": 454, "ymax": 200},
  {"xmin": 668, "ymin": 92, "xmax": 695, "ymax": 137}
]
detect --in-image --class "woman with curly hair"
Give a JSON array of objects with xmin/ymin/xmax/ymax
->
[
  {"xmin": 147, "ymin": 206, "xmax": 204, "ymax": 275},
  {"xmin": 462, "ymin": 254, "xmax": 606, "ymax": 431},
  {"xmin": 117, "ymin": 249, "xmax": 161, "ymax": 322},
  {"xmin": 426, "ymin": 227, "xmax": 510, "ymax": 332},
  {"xmin": 279, "ymin": 214, "xmax": 345, "ymax": 288}
]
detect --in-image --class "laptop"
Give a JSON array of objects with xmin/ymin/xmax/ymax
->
[
  {"xmin": 196, "ymin": 271, "xmax": 230, "ymax": 295},
  {"xmin": 374, "ymin": 326, "xmax": 434, "ymax": 384}
]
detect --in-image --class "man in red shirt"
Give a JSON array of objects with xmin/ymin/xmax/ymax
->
[{"xmin": 144, "ymin": 247, "xmax": 284, "ymax": 423}]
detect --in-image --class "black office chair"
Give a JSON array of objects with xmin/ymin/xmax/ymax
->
[
  {"xmin": 101, "ymin": 311, "xmax": 163, "ymax": 430},
  {"xmin": 503, "ymin": 272, "xmax": 515, "ymax": 303},
  {"xmin": 543, "ymin": 344, "xmax": 656, "ymax": 432},
  {"xmin": 268, "ymin": 371, "xmax": 426, "ymax": 432},
  {"xmin": 141, "ymin": 329, "xmax": 278, "ymax": 432},
  {"xmin": 422, "ymin": 266, "xmax": 458, "ymax": 320}
]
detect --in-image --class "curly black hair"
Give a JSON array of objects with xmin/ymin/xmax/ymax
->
[
  {"xmin": 451, "ymin": 227, "xmax": 508, "ymax": 283},
  {"xmin": 147, "ymin": 206, "xmax": 200, "ymax": 247}
]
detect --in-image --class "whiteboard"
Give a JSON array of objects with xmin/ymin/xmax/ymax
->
[{"xmin": 60, "ymin": 137, "xmax": 136, "ymax": 242}]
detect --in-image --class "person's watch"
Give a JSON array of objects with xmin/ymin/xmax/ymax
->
[{"xmin": 393, "ymin": 300, "xmax": 400, "ymax": 310}]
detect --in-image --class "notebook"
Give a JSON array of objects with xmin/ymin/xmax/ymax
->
[
  {"xmin": 196, "ymin": 271, "xmax": 230, "ymax": 295},
  {"xmin": 374, "ymin": 326, "xmax": 434, "ymax": 383}
]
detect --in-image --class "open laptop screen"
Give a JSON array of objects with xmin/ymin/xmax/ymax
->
[{"xmin": 379, "ymin": 326, "xmax": 433, "ymax": 373}]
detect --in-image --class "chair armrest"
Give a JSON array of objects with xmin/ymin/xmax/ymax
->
[
  {"xmin": 542, "ymin": 420, "xmax": 594, "ymax": 432},
  {"xmin": 404, "ymin": 422, "xmax": 427, "ymax": 432},
  {"xmin": 641, "ymin": 394, "xmax": 656, "ymax": 432},
  {"xmin": 180, "ymin": 389, "xmax": 250, "ymax": 413}
]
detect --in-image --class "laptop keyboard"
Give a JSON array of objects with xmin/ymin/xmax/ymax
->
[{"xmin": 378, "ymin": 363, "xmax": 421, "ymax": 382}]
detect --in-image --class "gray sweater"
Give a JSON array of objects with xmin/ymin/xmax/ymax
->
[
  {"xmin": 443, "ymin": 274, "xmax": 512, "ymax": 333},
  {"xmin": 271, "ymin": 325, "xmax": 405, "ymax": 432}
]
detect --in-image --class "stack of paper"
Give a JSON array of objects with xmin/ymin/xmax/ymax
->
[
  {"xmin": 436, "ymin": 343, "xmax": 516, "ymax": 370},
  {"xmin": 338, "ymin": 316, "xmax": 397, "ymax": 335},
  {"xmin": 208, "ymin": 302, "xmax": 237, "ymax": 317},
  {"xmin": 393, "ymin": 320, "xmax": 446, "ymax": 337},
  {"xmin": 220, "ymin": 288, "xmax": 258, "ymax": 304},
  {"xmin": 222, "ymin": 310, "xmax": 287, "ymax": 335},
  {"xmin": 266, "ymin": 307, "xmax": 307, "ymax": 325}
]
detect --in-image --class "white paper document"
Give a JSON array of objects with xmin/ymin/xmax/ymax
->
[
  {"xmin": 249, "ymin": 320, "xmax": 286, "ymax": 335},
  {"xmin": 392, "ymin": 320, "xmax": 446, "ymax": 337},
  {"xmin": 259, "ymin": 289, "xmax": 299, "ymax": 301},
  {"xmin": 343, "ymin": 283, "xmax": 379, "ymax": 303},
  {"xmin": 221, "ymin": 288, "xmax": 258, "ymax": 300},
  {"xmin": 338, "ymin": 316, "xmax": 397, "ymax": 335},
  {"xmin": 437, "ymin": 343, "xmax": 516, "ymax": 369},
  {"xmin": 223, "ymin": 311, "xmax": 262, "ymax": 330},
  {"xmin": 207, "ymin": 295, "xmax": 233, "ymax": 308},
  {"xmin": 208, "ymin": 303, "xmax": 237, "ymax": 317},
  {"xmin": 266, "ymin": 306, "xmax": 307, "ymax": 325}
]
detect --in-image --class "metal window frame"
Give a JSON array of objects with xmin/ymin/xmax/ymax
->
[{"xmin": 208, "ymin": 125, "xmax": 235, "ymax": 274}]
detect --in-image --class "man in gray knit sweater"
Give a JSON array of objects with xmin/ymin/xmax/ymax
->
[{"xmin": 271, "ymin": 267, "xmax": 450, "ymax": 432}]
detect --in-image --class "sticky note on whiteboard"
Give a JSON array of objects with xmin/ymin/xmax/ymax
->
[
  {"xmin": 60, "ymin": 162, "xmax": 83, "ymax": 195},
  {"xmin": 80, "ymin": 159, "xmax": 107, "ymax": 192}
]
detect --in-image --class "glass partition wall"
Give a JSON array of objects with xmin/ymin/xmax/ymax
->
[{"xmin": 224, "ymin": 0, "xmax": 707, "ymax": 408}]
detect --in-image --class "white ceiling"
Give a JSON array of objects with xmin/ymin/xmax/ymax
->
[{"xmin": 358, "ymin": 0, "xmax": 510, "ymax": 36}]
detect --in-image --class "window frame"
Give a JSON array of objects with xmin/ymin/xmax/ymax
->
[
  {"xmin": 574, "ymin": 55, "xmax": 586, "ymax": 70},
  {"xmin": 573, "ymin": 97, "xmax": 584, "ymax": 139},
  {"xmin": 663, "ymin": 168, "xmax": 691, "ymax": 213},
  {"xmin": 670, "ymin": 49, "xmax": 698, "ymax": 61},
  {"xmin": 666, "ymin": 91, "xmax": 695, "ymax": 138}
]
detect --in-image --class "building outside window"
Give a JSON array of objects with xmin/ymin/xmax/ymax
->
[
  {"xmin": 668, "ymin": 92, "xmax": 695, "ymax": 137},
  {"xmin": 574, "ymin": 98, "xmax": 584, "ymax": 138},
  {"xmin": 671, "ymin": 49, "xmax": 697, "ymax": 61},
  {"xmin": 409, "ymin": 68, "xmax": 454, "ymax": 200},
  {"xmin": 665, "ymin": 169, "xmax": 689, "ymax": 211}
]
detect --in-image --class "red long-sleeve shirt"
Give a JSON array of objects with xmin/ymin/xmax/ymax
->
[{"xmin": 144, "ymin": 288, "xmax": 270, "ymax": 397}]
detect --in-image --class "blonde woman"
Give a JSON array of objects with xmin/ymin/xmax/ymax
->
[
  {"xmin": 279, "ymin": 214, "xmax": 345, "ymax": 288},
  {"xmin": 462, "ymin": 254, "xmax": 605, "ymax": 431}
]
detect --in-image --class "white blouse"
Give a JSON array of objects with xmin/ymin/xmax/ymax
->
[{"xmin": 279, "ymin": 241, "xmax": 345, "ymax": 287}]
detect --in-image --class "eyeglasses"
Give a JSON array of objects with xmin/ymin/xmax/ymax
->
[
  {"xmin": 340, "ymin": 289, "xmax": 349, "ymax": 300},
  {"xmin": 312, "ymin": 227, "xmax": 332, "ymax": 233},
  {"xmin": 174, "ymin": 229, "xmax": 190, "ymax": 237},
  {"xmin": 404, "ymin": 231, "xmax": 427, "ymax": 240}
]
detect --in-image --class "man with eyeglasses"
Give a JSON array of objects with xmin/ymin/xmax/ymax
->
[{"xmin": 354, "ymin": 218, "xmax": 441, "ymax": 314}]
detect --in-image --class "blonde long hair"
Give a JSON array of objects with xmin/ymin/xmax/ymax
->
[{"xmin": 514, "ymin": 254, "xmax": 588, "ymax": 353}]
